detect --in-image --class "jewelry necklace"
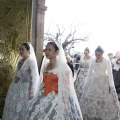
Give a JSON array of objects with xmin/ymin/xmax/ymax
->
[{"xmin": 96, "ymin": 57, "xmax": 103, "ymax": 63}]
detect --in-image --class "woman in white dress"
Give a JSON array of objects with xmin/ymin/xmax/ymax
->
[
  {"xmin": 74, "ymin": 47, "xmax": 92, "ymax": 103},
  {"xmin": 2, "ymin": 43, "xmax": 39, "ymax": 120},
  {"xmin": 80, "ymin": 46, "xmax": 120, "ymax": 120},
  {"xmin": 28, "ymin": 42, "xmax": 83, "ymax": 120}
]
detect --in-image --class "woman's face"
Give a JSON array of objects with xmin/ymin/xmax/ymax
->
[
  {"xmin": 19, "ymin": 45, "xmax": 30, "ymax": 58},
  {"xmin": 95, "ymin": 51, "xmax": 103, "ymax": 59},
  {"xmin": 45, "ymin": 44, "xmax": 58, "ymax": 59},
  {"xmin": 84, "ymin": 51, "xmax": 89, "ymax": 56}
]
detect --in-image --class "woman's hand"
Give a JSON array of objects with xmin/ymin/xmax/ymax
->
[{"xmin": 29, "ymin": 91, "xmax": 34, "ymax": 100}]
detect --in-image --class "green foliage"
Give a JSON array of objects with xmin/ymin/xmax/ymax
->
[{"xmin": 0, "ymin": 0, "xmax": 32, "ymax": 118}]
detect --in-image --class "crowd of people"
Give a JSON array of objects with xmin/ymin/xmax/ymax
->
[{"xmin": 2, "ymin": 42, "xmax": 120, "ymax": 120}]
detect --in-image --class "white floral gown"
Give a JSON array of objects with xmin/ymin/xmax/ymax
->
[
  {"xmin": 2, "ymin": 58, "xmax": 38, "ymax": 120},
  {"xmin": 74, "ymin": 57, "xmax": 92, "ymax": 103},
  {"xmin": 28, "ymin": 65, "xmax": 83, "ymax": 120},
  {"xmin": 80, "ymin": 58, "xmax": 120, "ymax": 120}
]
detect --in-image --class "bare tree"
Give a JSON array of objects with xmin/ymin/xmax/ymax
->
[{"xmin": 44, "ymin": 25, "xmax": 89, "ymax": 52}]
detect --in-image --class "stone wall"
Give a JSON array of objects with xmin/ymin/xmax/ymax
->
[{"xmin": 0, "ymin": 0, "xmax": 32, "ymax": 117}]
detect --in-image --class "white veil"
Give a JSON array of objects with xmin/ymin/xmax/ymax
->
[
  {"xmin": 18, "ymin": 42, "xmax": 40, "ymax": 96},
  {"xmin": 27, "ymin": 42, "xmax": 37, "ymax": 62},
  {"xmin": 39, "ymin": 41, "xmax": 83, "ymax": 119},
  {"xmin": 104, "ymin": 53, "xmax": 115, "ymax": 88},
  {"xmin": 27, "ymin": 42, "xmax": 40, "ymax": 96}
]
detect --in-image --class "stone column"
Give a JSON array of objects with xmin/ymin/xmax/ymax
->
[{"xmin": 32, "ymin": 0, "xmax": 47, "ymax": 68}]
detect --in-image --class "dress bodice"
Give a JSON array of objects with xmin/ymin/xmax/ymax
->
[
  {"xmin": 43, "ymin": 67, "xmax": 58, "ymax": 96},
  {"xmin": 93, "ymin": 59, "xmax": 107, "ymax": 76},
  {"xmin": 14, "ymin": 58, "xmax": 39, "ymax": 95},
  {"xmin": 17, "ymin": 61, "xmax": 24, "ymax": 70},
  {"xmin": 79, "ymin": 57, "xmax": 91, "ymax": 69},
  {"xmin": 14, "ymin": 60, "xmax": 32, "ymax": 83}
]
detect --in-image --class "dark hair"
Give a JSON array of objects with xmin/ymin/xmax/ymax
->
[
  {"xmin": 95, "ymin": 46, "xmax": 104, "ymax": 53},
  {"xmin": 21, "ymin": 43, "xmax": 30, "ymax": 50},
  {"xmin": 84, "ymin": 47, "xmax": 90, "ymax": 53},
  {"xmin": 76, "ymin": 56, "xmax": 81, "ymax": 61},
  {"xmin": 47, "ymin": 42, "xmax": 59, "ymax": 51}
]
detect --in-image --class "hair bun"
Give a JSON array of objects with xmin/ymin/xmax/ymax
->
[
  {"xmin": 95, "ymin": 45, "xmax": 104, "ymax": 53},
  {"xmin": 84, "ymin": 47, "xmax": 90, "ymax": 53}
]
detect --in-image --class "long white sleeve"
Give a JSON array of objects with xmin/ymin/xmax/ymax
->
[
  {"xmin": 86, "ymin": 59, "xmax": 94, "ymax": 78},
  {"xmin": 106, "ymin": 58, "xmax": 115, "ymax": 87}
]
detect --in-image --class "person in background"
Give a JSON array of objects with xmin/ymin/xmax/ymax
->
[
  {"xmin": 75, "ymin": 55, "xmax": 81, "ymax": 70},
  {"xmin": 80, "ymin": 46, "xmax": 120, "ymax": 120},
  {"xmin": 111, "ymin": 51, "xmax": 120, "ymax": 99},
  {"xmin": 108, "ymin": 53, "xmax": 114, "ymax": 60},
  {"xmin": 66, "ymin": 55, "xmax": 74, "ymax": 77},
  {"xmin": 74, "ymin": 47, "xmax": 92, "ymax": 104}
]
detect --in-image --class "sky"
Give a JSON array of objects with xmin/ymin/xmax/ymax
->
[{"xmin": 44, "ymin": 0, "xmax": 120, "ymax": 55}]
